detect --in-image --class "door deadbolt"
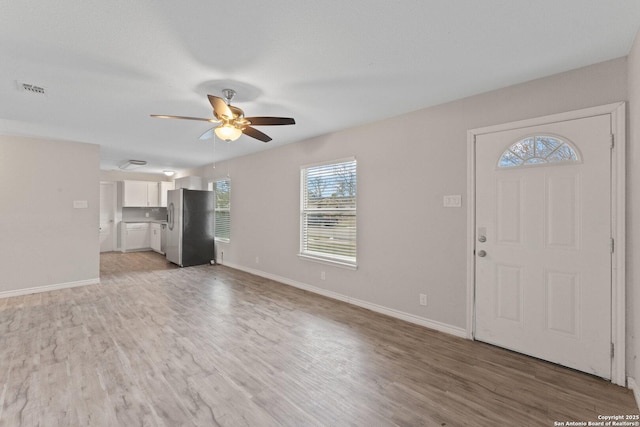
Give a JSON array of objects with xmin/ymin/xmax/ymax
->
[{"xmin": 478, "ymin": 236, "xmax": 487, "ymax": 243}]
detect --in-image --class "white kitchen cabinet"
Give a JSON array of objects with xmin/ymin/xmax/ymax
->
[
  {"xmin": 122, "ymin": 181, "xmax": 161, "ymax": 207},
  {"xmin": 174, "ymin": 176, "xmax": 202, "ymax": 190},
  {"xmin": 122, "ymin": 181, "xmax": 148, "ymax": 207},
  {"xmin": 159, "ymin": 181, "xmax": 175, "ymax": 207},
  {"xmin": 150, "ymin": 223, "xmax": 162, "ymax": 253},
  {"xmin": 123, "ymin": 222, "xmax": 150, "ymax": 251},
  {"xmin": 147, "ymin": 183, "xmax": 159, "ymax": 207}
]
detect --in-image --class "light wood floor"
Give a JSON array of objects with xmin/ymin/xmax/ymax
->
[{"xmin": 0, "ymin": 252, "xmax": 636, "ymax": 426}]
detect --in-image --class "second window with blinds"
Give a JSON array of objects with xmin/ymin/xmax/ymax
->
[
  {"xmin": 211, "ymin": 178, "xmax": 230, "ymax": 242},
  {"xmin": 300, "ymin": 158, "xmax": 357, "ymax": 268}
]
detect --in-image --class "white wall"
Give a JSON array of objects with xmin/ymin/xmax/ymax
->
[
  {"xmin": 0, "ymin": 136, "xmax": 100, "ymax": 294},
  {"xmin": 180, "ymin": 57, "xmax": 627, "ymax": 332},
  {"xmin": 627, "ymin": 29, "xmax": 640, "ymax": 392},
  {"xmin": 99, "ymin": 170, "xmax": 172, "ymax": 182}
]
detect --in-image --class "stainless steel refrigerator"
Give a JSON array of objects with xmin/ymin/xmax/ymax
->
[{"xmin": 166, "ymin": 189, "xmax": 216, "ymax": 267}]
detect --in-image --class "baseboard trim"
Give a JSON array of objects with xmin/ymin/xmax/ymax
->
[
  {"xmin": 224, "ymin": 262, "xmax": 467, "ymax": 339},
  {"xmin": 628, "ymin": 377, "xmax": 640, "ymax": 411},
  {"xmin": 0, "ymin": 278, "xmax": 100, "ymax": 299}
]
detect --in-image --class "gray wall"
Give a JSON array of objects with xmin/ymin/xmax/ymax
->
[
  {"xmin": 180, "ymin": 56, "xmax": 627, "ymax": 332},
  {"xmin": 627, "ymin": 29, "xmax": 640, "ymax": 387},
  {"xmin": 0, "ymin": 136, "xmax": 100, "ymax": 293}
]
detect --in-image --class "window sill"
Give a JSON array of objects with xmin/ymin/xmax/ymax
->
[{"xmin": 298, "ymin": 253, "xmax": 358, "ymax": 270}]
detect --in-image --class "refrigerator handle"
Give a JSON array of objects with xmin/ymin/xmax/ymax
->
[{"xmin": 168, "ymin": 202, "xmax": 174, "ymax": 230}]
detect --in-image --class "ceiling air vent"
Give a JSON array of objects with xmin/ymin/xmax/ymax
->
[{"xmin": 17, "ymin": 81, "xmax": 46, "ymax": 95}]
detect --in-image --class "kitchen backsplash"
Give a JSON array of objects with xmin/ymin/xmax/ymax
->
[{"xmin": 122, "ymin": 207, "xmax": 167, "ymax": 221}]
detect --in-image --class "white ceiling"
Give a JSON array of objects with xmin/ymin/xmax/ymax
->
[{"xmin": 1, "ymin": 1, "xmax": 640, "ymax": 175}]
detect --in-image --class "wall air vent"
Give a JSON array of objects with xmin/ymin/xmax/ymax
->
[{"xmin": 17, "ymin": 81, "xmax": 46, "ymax": 95}]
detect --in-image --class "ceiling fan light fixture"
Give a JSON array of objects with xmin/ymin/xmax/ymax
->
[
  {"xmin": 163, "ymin": 170, "xmax": 175, "ymax": 177},
  {"xmin": 153, "ymin": 90, "xmax": 295, "ymax": 143},
  {"xmin": 215, "ymin": 124, "xmax": 242, "ymax": 141}
]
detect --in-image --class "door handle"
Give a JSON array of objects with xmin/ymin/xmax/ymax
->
[
  {"xmin": 478, "ymin": 235, "xmax": 487, "ymax": 243},
  {"xmin": 477, "ymin": 250, "xmax": 487, "ymax": 257},
  {"xmin": 168, "ymin": 203, "xmax": 174, "ymax": 230}
]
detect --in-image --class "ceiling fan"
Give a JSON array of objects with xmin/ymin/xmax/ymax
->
[{"xmin": 151, "ymin": 89, "xmax": 295, "ymax": 142}]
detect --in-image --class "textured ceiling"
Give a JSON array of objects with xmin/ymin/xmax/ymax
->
[{"xmin": 1, "ymin": 1, "xmax": 639, "ymax": 174}]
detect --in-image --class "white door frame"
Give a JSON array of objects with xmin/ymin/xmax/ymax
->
[
  {"xmin": 466, "ymin": 102, "xmax": 626, "ymax": 386},
  {"xmin": 100, "ymin": 181, "xmax": 117, "ymax": 252}
]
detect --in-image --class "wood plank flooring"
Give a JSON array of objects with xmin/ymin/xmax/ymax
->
[{"xmin": 0, "ymin": 251, "xmax": 637, "ymax": 426}]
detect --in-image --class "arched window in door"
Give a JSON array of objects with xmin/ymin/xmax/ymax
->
[{"xmin": 498, "ymin": 135, "xmax": 580, "ymax": 168}]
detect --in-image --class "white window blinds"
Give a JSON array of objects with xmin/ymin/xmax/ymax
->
[
  {"xmin": 300, "ymin": 159, "xmax": 356, "ymax": 266},
  {"xmin": 214, "ymin": 179, "xmax": 230, "ymax": 241}
]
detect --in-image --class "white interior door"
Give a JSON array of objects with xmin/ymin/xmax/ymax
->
[
  {"xmin": 474, "ymin": 114, "xmax": 612, "ymax": 379},
  {"xmin": 99, "ymin": 182, "xmax": 115, "ymax": 252}
]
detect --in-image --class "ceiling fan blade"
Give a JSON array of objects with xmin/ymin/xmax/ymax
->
[
  {"xmin": 245, "ymin": 117, "xmax": 296, "ymax": 126},
  {"xmin": 242, "ymin": 126, "xmax": 272, "ymax": 142},
  {"xmin": 199, "ymin": 127, "xmax": 216, "ymax": 140},
  {"xmin": 150, "ymin": 114, "xmax": 218, "ymax": 123},
  {"xmin": 208, "ymin": 95, "xmax": 233, "ymax": 119}
]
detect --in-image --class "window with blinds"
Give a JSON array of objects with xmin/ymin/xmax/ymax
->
[
  {"xmin": 300, "ymin": 158, "xmax": 357, "ymax": 266},
  {"xmin": 214, "ymin": 178, "xmax": 230, "ymax": 242}
]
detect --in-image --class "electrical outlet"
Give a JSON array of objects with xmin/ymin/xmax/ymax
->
[
  {"xmin": 419, "ymin": 294, "xmax": 428, "ymax": 306},
  {"xmin": 320, "ymin": 271, "xmax": 326, "ymax": 280},
  {"xmin": 255, "ymin": 256, "xmax": 260, "ymax": 264}
]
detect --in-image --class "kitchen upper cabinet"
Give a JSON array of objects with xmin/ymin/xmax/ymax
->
[
  {"xmin": 122, "ymin": 180, "xmax": 161, "ymax": 207},
  {"xmin": 174, "ymin": 176, "xmax": 202, "ymax": 190},
  {"xmin": 122, "ymin": 181, "xmax": 147, "ymax": 207},
  {"xmin": 159, "ymin": 181, "xmax": 175, "ymax": 207},
  {"xmin": 147, "ymin": 182, "xmax": 159, "ymax": 207}
]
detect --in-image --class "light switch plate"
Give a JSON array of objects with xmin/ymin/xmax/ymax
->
[
  {"xmin": 73, "ymin": 200, "xmax": 88, "ymax": 209},
  {"xmin": 443, "ymin": 195, "xmax": 462, "ymax": 208}
]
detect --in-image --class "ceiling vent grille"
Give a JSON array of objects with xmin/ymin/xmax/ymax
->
[{"xmin": 17, "ymin": 82, "xmax": 46, "ymax": 95}]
